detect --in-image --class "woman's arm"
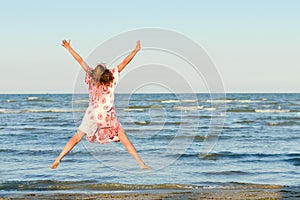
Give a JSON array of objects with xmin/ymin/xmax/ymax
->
[
  {"xmin": 117, "ymin": 40, "xmax": 141, "ymax": 73},
  {"xmin": 62, "ymin": 40, "xmax": 90, "ymax": 72}
]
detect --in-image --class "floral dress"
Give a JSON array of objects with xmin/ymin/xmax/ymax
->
[{"xmin": 78, "ymin": 66, "xmax": 121, "ymax": 144}]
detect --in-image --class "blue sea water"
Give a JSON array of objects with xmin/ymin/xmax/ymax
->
[{"xmin": 0, "ymin": 93, "xmax": 299, "ymax": 196}]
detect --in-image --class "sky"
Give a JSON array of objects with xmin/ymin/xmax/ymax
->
[{"xmin": 0, "ymin": 0, "xmax": 299, "ymax": 93}]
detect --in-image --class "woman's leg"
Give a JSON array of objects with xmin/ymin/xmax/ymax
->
[
  {"xmin": 51, "ymin": 130, "xmax": 85, "ymax": 169},
  {"xmin": 117, "ymin": 127, "xmax": 151, "ymax": 170}
]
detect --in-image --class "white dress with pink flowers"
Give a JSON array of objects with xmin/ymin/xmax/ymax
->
[{"xmin": 78, "ymin": 67, "xmax": 121, "ymax": 144}]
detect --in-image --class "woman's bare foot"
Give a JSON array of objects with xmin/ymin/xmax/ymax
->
[
  {"xmin": 51, "ymin": 160, "xmax": 60, "ymax": 169},
  {"xmin": 140, "ymin": 164, "xmax": 152, "ymax": 170}
]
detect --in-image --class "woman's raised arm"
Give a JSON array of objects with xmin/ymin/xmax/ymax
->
[
  {"xmin": 117, "ymin": 40, "xmax": 141, "ymax": 73},
  {"xmin": 62, "ymin": 39, "xmax": 90, "ymax": 72}
]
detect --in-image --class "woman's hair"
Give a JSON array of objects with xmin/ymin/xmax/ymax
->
[
  {"xmin": 88, "ymin": 64, "xmax": 114, "ymax": 87},
  {"xmin": 99, "ymin": 69, "xmax": 114, "ymax": 87}
]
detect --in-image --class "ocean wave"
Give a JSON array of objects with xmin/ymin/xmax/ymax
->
[
  {"xmin": 226, "ymin": 109, "xmax": 256, "ymax": 113},
  {"xmin": 123, "ymin": 104, "xmax": 229, "ymax": 113},
  {"xmin": 160, "ymin": 99, "xmax": 262, "ymax": 104},
  {"xmin": 285, "ymin": 158, "xmax": 300, "ymax": 166},
  {"xmin": 203, "ymin": 107, "xmax": 216, "ymax": 111},
  {"xmin": 28, "ymin": 97, "xmax": 39, "ymax": 101},
  {"xmin": 161, "ymin": 100, "xmax": 180, "ymax": 103},
  {"xmin": 5, "ymin": 99, "xmax": 17, "ymax": 103},
  {"xmin": 0, "ymin": 180, "xmax": 201, "ymax": 191},
  {"xmin": 173, "ymin": 106, "xmax": 204, "ymax": 111},
  {"xmin": 125, "ymin": 121, "xmax": 182, "ymax": 126},
  {"xmin": 267, "ymin": 121, "xmax": 298, "ymax": 126},
  {"xmin": 0, "ymin": 180, "xmax": 283, "ymax": 194},
  {"xmin": 123, "ymin": 108, "xmax": 145, "ymax": 112},
  {"xmin": 200, "ymin": 99, "xmax": 262, "ymax": 103},
  {"xmin": 123, "ymin": 105, "xmax": 160, "ymax": 112},
  {"xmin": 23, "ymin": 127, "xmax": 36, "ymax": 130},
  {"xmin": 0, "ymin": 148, "xmax": 19, "ymax": 154},
  {"xmin": 185, "ymin": 115, "xmax": 212, "ymax": 119},
  {"xmin": 200, "ymin": 152, "xmax": 300, "ymax": 160},
  {"xmin": 177, "ymin": 135, "xmax": 207, "ymax": 141},
  {"xmin": 27, "ymin": 97, "xmax": 53, "ymax": 102},
  {"xmin": 159, "ymin": 99, "xmax": 199, "ymax": 103},
  {"xmin": 287, "ymin": 103, "xmax": 300, "ymax": 106},
  {"xmin": 72, "ymin": 99, "xmax": 89, "ymax": 104},
  {"xmin": 128, "ymin": 134, "xmax": 207, "ymax": 142},
  {"xmin": 236, "ymin": 120, "xmax": 255, "ymax": 124},
  {"xmin": 226, "ymin": 109, "xmax": 292, "ymax": 113},
  {"xmin": 0, "ymin": 109, "xmax": 20, "ymax": 114},
  {"xmin": 134, "ymin": 120, "xmax": 151, "ymax": 125},
  {"xmin": 255, "ymin": 109, "xmax": 290, "ymax": 113},
  {"xmin": 181, "ymin": 99, "xmax": 198, "ymax": 103},
  {"xmin": 204, "ymin": 170, "xmax": 250, "ymax": 175},
  {"xmin": 226, "ymin": 182, "xmax": 282, "ymax": 189},
  {"xmin": 0, "ymin": 109, "xmax": 84, "ymax": 114}
]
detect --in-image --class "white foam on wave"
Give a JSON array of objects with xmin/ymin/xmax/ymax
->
[
  {"xmin": 203, "ymin": 107, "xmax": 216, "ymax": 111},
  {"xmin": 201, "ymin": 99, "xmax": 261, "ymax": 103},
  {"xmin": 161, "ymin": 99, "xmax": 262, "ymax": 104},
  {"xmin": 27, "ymin": 97, "xmax": 39, "ymax": 101},
  {"xmin": 161, "ymin": 100, "xmax": 180, "ymax": 103},
  {"xmin": 123, "ymin": 108, "xmax": 145, "ymax": 112},
  {"xmin": 73, "ymin": 99, "xmax": 89, "ymax": 104},
  {"xmin": 237, "ymin": 100, "xmax": 262, "ymax": 103},
  {"xmin": 173, "ymin": 106, "xmax": 204, "ymax": 111},
  {"xmin": 134, "ymin": 121, "xmax": 151, "ymax": 125},
  {"xmin": 181, "ymin": 99, "xmax": 198, "ymax": 103},
  {"xmin": 255, "ymin": 109, "xmax": 290, "ymax": 113},
  {"xmin": 173, "ymin": 106, "xmax": 218, "ymax": 111},
  {"xmin": 161, "ymin": 98, "xmax": 264, "ymax": 104},
  {"xmin": 161, "ymin": 99, "xmax": 198, "ymax": 103},
  {"xmin": 6, "ymin": 99, "xmax": 16, "ymax": 103},
  {"xmin": 0, "ymin": 109, "xmax": 20, "ymax": 114}
]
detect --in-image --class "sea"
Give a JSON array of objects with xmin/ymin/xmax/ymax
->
[{"xmin": 0, "ymin": 93, "xmax": 299, "ymax": 196}]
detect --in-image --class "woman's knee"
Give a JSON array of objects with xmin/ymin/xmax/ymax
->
[
  {"xmin": 118, "ymin": 127, "xmax": 125, "ymax": 136},
  {"xmin": 117, "ymin": 127, "xmax": 129, "ymax": 142}
]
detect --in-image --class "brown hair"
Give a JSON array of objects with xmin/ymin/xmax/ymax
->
[
  {"xmin": 88, "ymin": 64, "xmax": 114, "ymax": 87},
  {"xmin": 99, "ymin": 69, "xmax": 114, "ymax": 87}
]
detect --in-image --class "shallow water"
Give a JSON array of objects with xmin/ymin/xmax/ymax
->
[{"xmin": 0, "ymin": 93, "xmax": 299, "ymax": 195}]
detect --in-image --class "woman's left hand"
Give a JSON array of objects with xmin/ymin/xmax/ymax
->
[{"xmin": 136, "ymin": 40, "xmax": 141, "ymax": 51}]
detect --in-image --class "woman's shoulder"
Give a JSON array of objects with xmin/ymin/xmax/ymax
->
[
  {"xmin": 110, "ymin": 66, "xmax": 119, "ymax": 74},
  {"xmin": 111, "ymin": 66, "xmax": 120, "ymax": 83}
]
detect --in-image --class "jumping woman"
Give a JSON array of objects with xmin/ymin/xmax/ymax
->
[{"xmin": 51, "ymin": 39, "xmax": 151, "ymax": 170}]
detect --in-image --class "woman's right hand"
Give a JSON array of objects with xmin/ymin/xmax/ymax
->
[{"xmin": 62, "ymin": 39, "xmax": 71, "ymax": 49}]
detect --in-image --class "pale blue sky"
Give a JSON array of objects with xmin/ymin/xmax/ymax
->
[{"xmin": 0, "ymin": 0, "xmax": 299, "ymax": 93}]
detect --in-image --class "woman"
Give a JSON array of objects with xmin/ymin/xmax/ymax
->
[{"xmin": 51, "ymin": 39, "xmax": 151, "ymax": 170}]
